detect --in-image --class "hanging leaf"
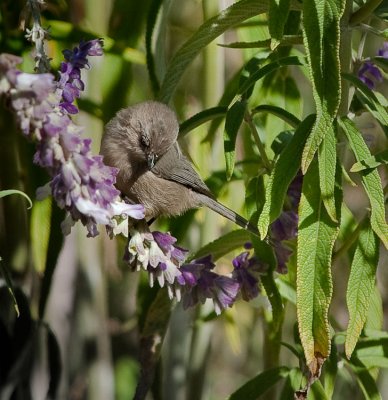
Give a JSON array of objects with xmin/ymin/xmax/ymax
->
[
  {"xmin": 0, "ymin": 189, "xmax": 32, "ymax": 209},
  {"xmin": 297, "ymin": 158, "xmax": 341, "ymax": 370},
  {"xmin": 350, "ymin": 149, "xmax": 388, "ymax": 172},
  {"xmin": 301, "ymin": 0, "xmax": 346, "ymax": 172},
  {"xmin": 345, "ymin": 221, "xmax": 379, "ymax": 358}
]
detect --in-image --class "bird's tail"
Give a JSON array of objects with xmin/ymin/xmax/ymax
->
[{"xmin": 197, "ymin": 194, "xmax": 259, "ymax": 237}]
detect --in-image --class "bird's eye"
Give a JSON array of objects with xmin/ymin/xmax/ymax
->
[{"xmin": 140, "ymin": 134, "xmax": 150, "ymax": 148}]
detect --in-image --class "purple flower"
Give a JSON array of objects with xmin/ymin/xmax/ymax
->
[
  {"xmin": 270, "ymin": 211, "xmax": 298, "ymax": 242},
  {"xmin": 232, "ymin": 251, "xmax": 266, "ymax": 301},
  {"xmin": 358, "ymin": 61, "xmax": 383, "ymax": 90},
  {"xmin": 57, "ymin": 39, "xmax": 103, "ymax": 114},
  {"xmin": 272, "ymin": 241, "xmax": 292, "ymax": 274},
  {"xmin": 287, "ymin": 171, "xmax": 303, "ymax": 210},
  {"xmin": 179, "ymin": 255, "xmax": 240, "ymax": 315},
  {"xmin": 0, "ymin": 41, "xmax": 145, "ymax": 237},
  {"xmin": 377, "ymin": 42, "xmax": 388, "ymax": 59},
  {"xmin": 125, "ymin": 226, "xmax": 188, "ymax": 299}
]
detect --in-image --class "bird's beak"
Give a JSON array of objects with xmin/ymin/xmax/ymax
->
[{"xmin": 147, "ymin": 153, "xmax": 156, "ymax": 169}]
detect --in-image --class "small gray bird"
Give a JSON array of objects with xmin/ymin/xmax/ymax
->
[{"xmin": 100, "ymin": 101, "xmax": 258, "ymax": 235}]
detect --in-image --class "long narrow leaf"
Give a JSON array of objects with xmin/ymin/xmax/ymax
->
[
  {"xmin": 345, "ymin": 221, "xmax": 379, "ymax": 358},
  {"xmin": 340, "ymin": 117, "xmax": 388, "ymax": 249},
  {"xmin": 297, "ymin": 158, "xmax": 341, "ymax": 369},
  {"xmin": 301, "ymin": 0, "xmax": 346, "ymax": 172}
]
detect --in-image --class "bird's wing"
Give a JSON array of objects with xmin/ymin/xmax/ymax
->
[{"xmin": 152, "ymin": 143, "xmax": 215, "ymax": 198}]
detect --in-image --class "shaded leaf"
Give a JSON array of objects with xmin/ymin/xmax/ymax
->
[
  {"xmin": 224, "ymin": 100, "xmax": 247, "ymax": 180},
  {"xmin": 269, "ymin": 0, "xmax": 290, "ymax": 41},
  {"xmin": 0, "ymin": 189, "xmax": 32, "ymax": 209},
  {"xmin": 0, "ymin": 258, "xmax": 19, "ymax": 316},
  {"xmin": 189, "ymin": 229, "xmax": 251, "ymax": 262},
  {"xmin": 159, "ymin": 0, "xmax": 270, "ymax": 103},
  {"xmin": 227, "ymin": 366, "xmax": 290, "ymax": 400},
  {"xmin": 252, "ymin": 104, "xmax": 301, "ymax": 128}
]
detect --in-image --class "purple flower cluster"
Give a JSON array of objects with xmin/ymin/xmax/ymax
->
[
  {"xmin": 124, "ymin": 227, "xmax": 266, "ymax": 315},
  {"xmin": 0, "ymin": 41, "xmax": 145, "ymax": 237},
  {"xmin": 358, "ymin": 42, "xmax": 388, "ymax": 90}
]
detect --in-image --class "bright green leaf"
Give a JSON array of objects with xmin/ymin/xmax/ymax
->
[
  {"xmin": 301, "ymin": 0, "xmax": 346, "ymax": 172},
  {"xmin": 345, "ymin": 221, "xmax": 379, "ymax": 358},
  {"xmin": 0, "ymin": 189, "xmax": 32, "ymax": 209},
  {"xmin": 318, "ymin": 124, "xmax": 338, "ymax": 222},
  {"xmin": 258, "ymin": 114, "xmax": 315, "ymax": 239},
  {"xmin": 224, "ymin": 100, "xmax": 247, "ymax": 180},
  {"xmin": 227, "ymin": 366, "xmax": 290, "ymax": 400},
  {"xmin": 297, "ymin": 158, "xmax": 341, "ymax": 368},
  {"xmin": 340, "ymin": 117, "xmax": 388, "ymax": 249},
  {"xmin": 350, "ymin": 149, "xmax": 388, "ymax": 172}
]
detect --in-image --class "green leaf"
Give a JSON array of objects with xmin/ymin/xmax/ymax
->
[
  {"xmin": 297, "ymin": 158, "xmax": 341, "ymax": 368},
  {"xmin": 301, "ymin": 0, "xmax": 346, "ymax": 172},
  {"xmin": 179, "ymin": 106, "xmax": 228, "ymax": 138},
  {"xmin": 31, "ymin": 197, "xmax": 52, "ymax": 274},
  {"xmin": 0, "ymin": 257, "xmax": 19, "ymax": 316},
  {"xmin": 258, "ymin": 114, "xmax": 315, "ymax": 239},
  {"xmin": 350, "ymin": 149, "xmax": 388, "ymax": 172},
  {"xmin": 318, "ymin": 124, "xmax": 338, "ymax": 222},
  {"xmin": 269, "ymin": 0, "xmax": 290, "ymax": 41},
  {"xmin": 339, "ymin": 118, "xmax": 388, "ymax": 249},
  {"xmin": 354, "ymin": 337, "xmax": 388, "ymax": 369},
  {"xmin": 227, "ymin": 366, "xmax": 290, "ymax": 400},
  {"xmin": 343, "ymin": 73, "xmax": 388, "ymax": 137},
  {"xmin": 345, "ymin": 221, "xmax": 379, "ymax": 358},
  {"xmin": 323, "ymin": 340, "xmax": 338, "ymax": 399},
  {"xmin": 224, "ymin": 100, "xmax": 247, "ymax": 180},
  {"xmin": 365, "ymin": 286, "xmax": 383, "ymax": 331},
  {"xmin": 237, "ymin": 55, "xmax": 304, "ymax": 96},
  {"xmin": 251, "ymin": 104, "xmax": 301, "ymax": 128},
  {"xmin": 0, "ymin": 189, "xmax": 32, "ymax": 209},
  {"xmin": 219, "ymin": 35, "xmax": 302, "ymax": 49},
  {"xmin": 159, "ymin": 0, "xmax": 270, "ymax": 104},
  {"xmin": 277, "ymin": 278, "xmax": 296, "ymax": 304},
  {"xmin": 188, "ymin": 229, "xmax": 251, "ymax": 262}
]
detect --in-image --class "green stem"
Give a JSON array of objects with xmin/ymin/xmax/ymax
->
[
  {"xmin": 244, "ymin": 111, "xmax": 272, "ymax": 173},
  {"xmin": 350, "ymin": 0, "xmax": 383, "ymax": 26}
]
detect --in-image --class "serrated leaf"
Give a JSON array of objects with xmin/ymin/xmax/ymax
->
[
  {"xmin": 340, "ymin": 118, "xmax": 388, "ymax": 249},
  {"xmin": 343, "ymin": 73, "xmax": 388, "ymax": 137},
  {"xmin": 224, "ymin": 100, "xmax": 246, "ymax": 180},
  {"xmin": 365, "ymin": 286, "xmax": 383, "ymax": 331},
  {"xmin": 188, "ymin": 229, "xmax": 251, "ymax": 262},
  {"xmin": 258, "ymin": 114, "xmax": 315, "ymax": 239},
  {"xmin": 318, "ymin": 124, "xmax": 337, "ymax": 222},
  {"xmin": 252, "ymin": 104, "xmax": 301, "ymax": 128},
  {"xmin": 350, "ymin": 149, "xmax": 388, "ymax": 172},
  {"xmin": 345, "ymin": 221, "xmax": 379, "ymax": 358},
  {"xmin": 297, "ymin": 158, "xmax": 341, "ymax": 369},
  {"xmin": 0, "ymin": 189, "xmax": 32, "ymax": 209},
  {"xmin": 269, "ymin": 0, "xmax": 291, "ymax": 40},
  {"xmin": 0, "ymin": 257, "xmax": 19, "ymax": 316},
  {"xmin": 31, "ymin": 197, "xmax": 52, "ymax": 274},
  {"xmin": 227, "ymin": 366, "xmax": 290, "ymax": 400},
  {"xmin": 179, "ymin": 106, "xmax": 228, "ymax": 138},
  {"xmin": 301, "ymin": 0, "xmax": 346, "ymax": 172},
  {"xmin": 158, "ymin": 0, "xmax": 270, "ymax": 104}
]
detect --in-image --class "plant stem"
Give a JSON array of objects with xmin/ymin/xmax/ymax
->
[{"xmin": 350, "ymin": 0, "xmax": 383, "ymax": 26}]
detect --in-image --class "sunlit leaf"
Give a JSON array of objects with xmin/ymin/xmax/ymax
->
[
  {"xmin": 350, "ymin": 149, "xmax": 388, "ymax": 172},
  {"xmin": 345, "ymin": 221, "xmax": 379, "ymax": 358},
  {"xmin": 297, "ymin": 158, "xmax": 341, "ymax": 368},
  {"xmin": 340, "ymin": 117, "xmax": 388, "ymax": 249},
  {"xmin": 301, "ymin": 0, "xmax": 346, "ymax": 172}
]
